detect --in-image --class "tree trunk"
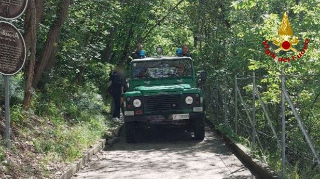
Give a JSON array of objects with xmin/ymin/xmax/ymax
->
[
  {"xmin": 105, "ymin": 26, "xmax": 116, "ymax": 63},
  {"xmin": 119, "ymin": 25, "xmax": 134, "ymax": 65},
  {"xmin": 23, "ymin": 0, "xmax": 37, "ymax": 109},
  {"xmin": 32, "ymin": 0, "xmax": 71, "ymax": 88},
  {"xmin": 24, "ymin": 0, "xmax": 44, "ymax": 53},
  {"xmin": 44, "ymin": 43, "xmax": 58, "ymax": 72}
]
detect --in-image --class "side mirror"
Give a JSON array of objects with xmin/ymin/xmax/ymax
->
[{"xmin": 197, "ymin": 71, "xmax": 207, "ymax": 83}]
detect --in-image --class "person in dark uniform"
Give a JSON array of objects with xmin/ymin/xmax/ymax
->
[
  {"xmin": 127, "ymin": 43, "xmax": 146, "ymax": 68},
  {"xmin": 108, "ymin": 67, "xmax": 123, "ymax": 120}
]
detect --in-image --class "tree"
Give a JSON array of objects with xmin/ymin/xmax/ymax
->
[
  {"xmin": 32, "ymin": 0, "xmax": 71, "ymax": 88},
  {"xmin": 23, "ymin": 0, "xmax": 38, "ymax": 109}
]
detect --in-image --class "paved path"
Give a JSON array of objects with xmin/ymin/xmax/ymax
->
[{"xmin": 73, "ymin": 125, "xmax": 254, "ymax": 179}]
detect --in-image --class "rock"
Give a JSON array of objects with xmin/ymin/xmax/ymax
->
[
  {"xmin": 0, "ymin": 165, "xmax": 6, "ymax": 172},
  {"xmin": 55, "ymin": 171, "xmax": 62, "ymax": 175},
  {"xmin": 5, "ymin": 175, "xmax": 13, "ymax": 179}
]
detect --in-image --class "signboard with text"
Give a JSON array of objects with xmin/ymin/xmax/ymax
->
[
  {"xmin": 0, "ymin": 0, "xmax": 28, "ymax": 19},
  {"xmin": 0, "ymin": 21, "xmax": 26, "ymax": 75},
  {"xmin": 0, "ymin": 0, "xmax": 28, "ymax": 149}
]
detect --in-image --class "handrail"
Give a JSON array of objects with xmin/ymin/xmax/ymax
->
[
  {"xmin": 283, "ymin": 89, "xmax": 320, "ymax": 168},
  {"xmin": 207, "ymin": 72, "xmax": 320, "ymax": 178},
  {"xmin": 255, "ymin": 88, "xmax": 281, "ymax": 148}
]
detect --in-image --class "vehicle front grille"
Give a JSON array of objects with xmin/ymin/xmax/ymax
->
[{"xmin": 145, "ymin": 95, "xmax": 182, "ymax": 113}]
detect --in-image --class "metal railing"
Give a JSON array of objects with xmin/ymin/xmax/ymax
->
[{"xmin": 205, "ymin": 71, "xmax": 320, "ymax": 178}]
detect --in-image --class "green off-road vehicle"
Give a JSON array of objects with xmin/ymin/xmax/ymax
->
[{"xmin": 123, "ymin": 57, "xmax": 206, "ymax": 143}]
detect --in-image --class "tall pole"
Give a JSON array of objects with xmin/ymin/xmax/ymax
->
[
  {"xmin": 252, "ymin": 72, "xmax": 256, "ymax": 146},
  {"xmin": 224, "ymin": 74, "xmax": 227, "ymax": 125},
  {"xmin": 281, "ymin": 68, "xmax": 286, "ymax": 179},
  {"xmin": 235, "ymin": 75, "xmax": 238, "ymax": 134},
  {"xmin": 4, "ymin": 75, "xmax": 11, "ymax": 149},
  {"xmin": 216, "ymin": 79, "xmax": 219, "ymax": 122}
]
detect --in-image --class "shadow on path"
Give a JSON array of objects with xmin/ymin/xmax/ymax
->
[{"xmin": 73, "ymin": 125, "xmax": 254, "ymax": 179}]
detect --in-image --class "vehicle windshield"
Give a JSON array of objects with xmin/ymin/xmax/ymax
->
[{"xmin": 132, "ymin": 59, "xmax": 193, "ymax": 79}]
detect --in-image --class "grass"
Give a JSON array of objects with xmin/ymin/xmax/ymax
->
[
  {"xmin": 31, "ymin": 117, "xmax": 106, "ymax": 162},
  {"xmin": 0, "ymin": 108, "xmax": 115, "ymax": 178},
  {"xmin": 0, "ymin": 81, "xmax": 117, "ymax": 178}
]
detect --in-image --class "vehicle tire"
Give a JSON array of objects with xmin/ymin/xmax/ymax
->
[
  {"xmin": 193, "ymin": 117, "xmax": 205, "ymax": 141},
  {"xmin": 125, "ymin": 121, "xmax": 137, "ymax": 143},
  {"xmin": 186, "ymin": 123, "xmax": 193, "ymax": 132}
]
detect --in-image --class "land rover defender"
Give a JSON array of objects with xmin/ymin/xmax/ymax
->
[{"xmin": 123, "ymin": 57, "xmax": 206, "ymax": 143}]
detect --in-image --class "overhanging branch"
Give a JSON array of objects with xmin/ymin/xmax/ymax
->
[{"xmin": 142, "ymin": 0, "xmax": 185, "ymax": 41}]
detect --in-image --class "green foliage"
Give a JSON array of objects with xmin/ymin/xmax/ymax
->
[
  {"xmin": 33, "ymin": 76, "xmax": 108, "ymax": 123},
  {"xmin": 187, "ymin": 0, "xmax": 320, "ymax": 177},
  {"xmin": 1, "ymin": 0, "xmax": 319, "ymax": 177},
  {"xmin": 0, "ymin": 146, "xmax": 5, "ymax": 162},
  {"xmin": 0, "ymin": 74, "xmax": 25, "ymax": 105},
  {"xmin": 11, "ymin": 105, "xmax": 26, "ymax": 123}
]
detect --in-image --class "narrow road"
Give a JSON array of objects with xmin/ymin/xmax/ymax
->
[{"xmin": 73, "ymin": 125, "xmax": 254, "ymax": 179}]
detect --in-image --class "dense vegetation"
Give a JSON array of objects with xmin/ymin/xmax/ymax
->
[{"xmin": 0, "ymin": 0, "xmax": 319, "ymax": 178}]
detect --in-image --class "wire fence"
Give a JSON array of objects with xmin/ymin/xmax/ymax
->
[{"xmin": 204, "ymin": 72, "xmax": 320, "ymax": 178}]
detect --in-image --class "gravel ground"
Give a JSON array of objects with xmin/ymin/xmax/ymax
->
[{"xmin": 72, "ymin": 125, "xmax": 254, "ymax": 179}]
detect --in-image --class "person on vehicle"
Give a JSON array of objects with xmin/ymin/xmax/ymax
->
[
  {"xmin": 108, "ymin": 66, "xmax": 124, "ymax": 120},
  {"xmin": 176, "ymin": 64, "xmax": 186, "ymax": 76},
  {"xmin": 130, "ymin": 43, "xmax": 146, "ymax": 59},
  {"xmin": 181, "ymin": 45, "xmax": 190, "ymax": 57},
  {"xmin": 177, "ymin": 45, "xmax": 190, "ymax": 57},
  {"xmin": 127, "ymin": 43, "xmax": 146, "ymax": 69}
]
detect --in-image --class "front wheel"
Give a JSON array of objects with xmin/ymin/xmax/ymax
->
[
  {"xmin": 194, "ymin": 117, "xmax": 205, "ymax": 140},
  {"xmin": 125, "ymin": 121, "xmax": 137, "ymax": 143}
]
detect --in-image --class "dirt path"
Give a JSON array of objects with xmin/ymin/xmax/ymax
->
[{"xmin": 72, "ymin": 125, "xmax": 254, "ymax": 179}]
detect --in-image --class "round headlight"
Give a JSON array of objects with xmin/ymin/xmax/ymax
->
[
  {"xmin": 133, "ymin": 99, "xmax": 142, "ymax": 107},
  {"xmin": 185, "ymin": 96, "xmax": 193, "ymax": 105}
]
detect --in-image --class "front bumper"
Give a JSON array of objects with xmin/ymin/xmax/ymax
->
[{"xmin": 124, "ymin": 112, "xmax": 204, "ymax": 124}]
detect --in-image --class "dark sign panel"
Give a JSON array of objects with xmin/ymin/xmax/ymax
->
[
  {"xmin": 0, "ymin": 21, "xmax": 26, "ymax": 75},
  {"xmin": 0, "ymin": 0, "xmax": 28, "ymax": 19}
]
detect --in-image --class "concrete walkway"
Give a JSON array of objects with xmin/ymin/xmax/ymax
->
[{"xmin": 72, "ymin": 126, "xmax": 254, "ymax": 179}]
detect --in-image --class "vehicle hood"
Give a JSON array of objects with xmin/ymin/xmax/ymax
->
[{"xmin": 134, "ymin": 84, "xmax": 191, "ymax": 93}]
